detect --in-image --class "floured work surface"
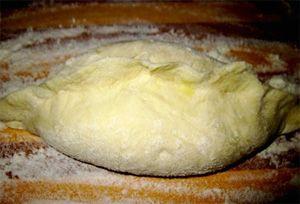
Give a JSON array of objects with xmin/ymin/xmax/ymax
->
[{"xmin": 1, "ymin": 2, "xmax": 300, "ymax": 203}]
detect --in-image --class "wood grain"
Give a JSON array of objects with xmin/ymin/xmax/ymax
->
[{"xmin": 1, "ymin": 2, "xmax": 280, "ymax": 29}]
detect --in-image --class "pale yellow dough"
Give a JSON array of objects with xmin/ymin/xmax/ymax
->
[{"xmin": 0, "ymin": 41, "xmax": 298, "ymax": 176}]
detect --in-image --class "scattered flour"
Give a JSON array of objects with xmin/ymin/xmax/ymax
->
[
  {"xmin": 259, "ymin": 132, "xmax": 300, "ymax": 157},
  {"xmin": 257, "ymin": 132, "xmax": 300, "ymax": 167}
]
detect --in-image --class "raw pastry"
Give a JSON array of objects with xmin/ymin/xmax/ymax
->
[{"xmin": 0, "ymin": 41, "xmax": 298, "ymax": 176}]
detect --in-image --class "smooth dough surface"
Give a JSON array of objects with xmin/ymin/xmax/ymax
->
[{"xmin": 0, "ymin": 40, "xmax": 298, "ymax": 176}]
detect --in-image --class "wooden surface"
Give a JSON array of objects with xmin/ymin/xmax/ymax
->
[
  {"xmin": 1, "ymin": 2, "xmax": 282, "ymax": 26},
  {"xmin": 0, "ymin": 2, "xmax": 299, "ymax": 203},
  {"xmin": 1, "ymin": 2, "xmax": 299, "ymax": 44}
]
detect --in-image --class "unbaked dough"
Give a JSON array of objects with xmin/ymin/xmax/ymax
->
[{"xmin": 0, "ymin": 40, "xmax": 298, "ymax": 176}]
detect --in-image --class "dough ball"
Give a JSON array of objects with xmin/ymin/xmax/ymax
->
[{"xmin": 0, "ymin": 41, "xmax": 297, "ymax": 176}]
